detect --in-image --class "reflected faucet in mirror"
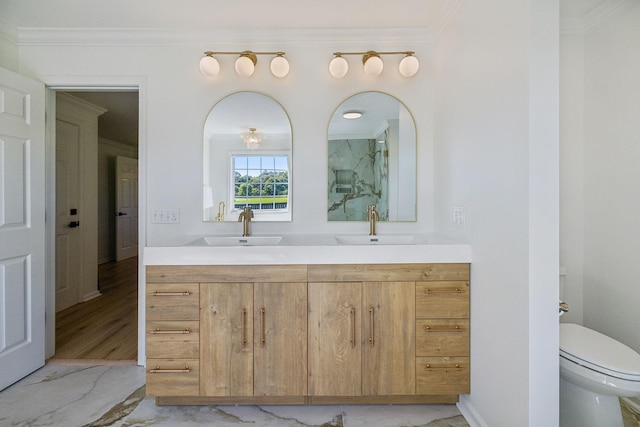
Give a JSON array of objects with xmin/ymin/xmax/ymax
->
[
  {"xmin": 215, "ymin": 201, "xmax": 225, "ymax": 221},
  {"xmin": 238, "ymin": 206, "xmax": 254, "ymax": 236},
  {"xmin": 368, "ymin": 205, "xmax": 379, "ymax": 236}
]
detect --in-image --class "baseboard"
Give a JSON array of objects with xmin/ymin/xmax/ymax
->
[
  {"xmin": 457, "ymin": 395, "xmax": 489, "ymax": 427},
  {"xmin": 83, "ymin": 290, "xmax": 102, "ymax": 302},
  {"xmin": 47, "ymin": 358, "xmax": 138, "ymax": 366}
]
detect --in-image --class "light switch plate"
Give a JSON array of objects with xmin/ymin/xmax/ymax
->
[
  {"xmin": 453, "ymin": 206, "xmax": 465, "ymax": 227},
  {"xmin": 152, "ymin": 209, "xmax": 180, "ymax": 224}
]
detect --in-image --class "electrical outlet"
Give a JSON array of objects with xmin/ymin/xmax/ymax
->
[
  {"xmin": 152, "ymin": 209, "xmax": 180, "ymax": 224},
  {"xmin": 453, "ymin": 206, "xmax": 465, "ymax": 227}
]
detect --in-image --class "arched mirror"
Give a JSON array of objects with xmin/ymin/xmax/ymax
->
[
  {"xmin": 203, "ymin": 91, "xmax": 292, "ymax": 222},
  {"xmin": 327, "ymin": 91, "xmax": 417, "ymax": 221}
]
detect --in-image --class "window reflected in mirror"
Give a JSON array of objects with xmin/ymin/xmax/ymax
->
[{"xmin": 231, "ymin": 154, "xmax": 289, "ymax": 212}]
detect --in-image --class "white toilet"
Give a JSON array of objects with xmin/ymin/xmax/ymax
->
[{"xmin": 560, "ymin": 323, "xmax": 640, "ymax": 427}]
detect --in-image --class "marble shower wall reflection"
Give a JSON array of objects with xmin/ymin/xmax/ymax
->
[{"xmin": 328, "ymin": 138, "xmax": 389, "ymax": 221}]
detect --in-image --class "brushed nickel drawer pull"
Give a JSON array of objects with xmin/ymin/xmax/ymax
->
[
  {"xmin": 152, "ymin": 291, "xmax": 191, "ymax": 296},
  {"xmin": 424, "ymin": 325, "xmax": 463, "ymax": 333},
  {"xmin": 241, "ymin": 308, "xmax": 248, "ymax": 347},
  {"xmin": 350, "ymin": 307, "xmax": 356, "ymax": 348},
  {"xmin": 369, "ymin": 307, "xmax": 375, "ymax": 346},
  {"xmin": 425, "ymin": 364, "xmax": 462, "ymax": 370},
  {"xmin": 424, "ymin": 288, "xmax": 462, "ymax": 295},
  {"xmin": 148, "ymin": 366, "xmax": 191, "ymax": 373},
  {"xmin": 149, "ymin": 328, "xmax": 191, "ymax": 334}
]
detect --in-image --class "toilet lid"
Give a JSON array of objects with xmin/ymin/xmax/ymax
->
[{"xmin": 560, "ymin": 323, "xmax": 640, "ymax": 380}]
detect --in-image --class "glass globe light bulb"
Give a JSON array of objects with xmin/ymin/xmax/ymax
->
[
  {"xmin": 199, "ymin": 55, "xmax": 220, "ymax": 77},
  {"xmin": 399, "ymin": 55, "xmax": 420, "ymax": 77},
  {"xmin": 329, "ymin": 56, "xmax": 349, "ymax": 78}
]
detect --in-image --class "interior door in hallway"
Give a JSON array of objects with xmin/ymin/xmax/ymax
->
[
  {"xmin": 55, "ymin": 119, "xmax": 82, "ymax": 312},
  {"xmin": 0, "ymin": 66, "xmax": 46, "ymax": 391},
  {"xmin": 115, "ymin": 156, "xmax": 138, "ymax": 261}
]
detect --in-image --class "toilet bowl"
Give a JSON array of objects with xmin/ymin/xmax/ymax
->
[{"xmin": 560, "ymin": 323, "xmax": 640, "ymax": 427}]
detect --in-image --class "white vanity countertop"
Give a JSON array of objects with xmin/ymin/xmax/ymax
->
[{"xmin": 144, "ymin": 234, "xmax": 471, "ymax": 265}]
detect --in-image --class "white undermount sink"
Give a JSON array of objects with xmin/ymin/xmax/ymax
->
[
  {"xmin": 334, "ymin": 235, "xmax": 422, "ymax": 245},
  {"xmin": 187, "ymin": 236, "xmax": 282, "ymax": 246}
]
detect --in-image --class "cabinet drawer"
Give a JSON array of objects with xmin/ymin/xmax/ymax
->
[
  {"xmin": 146, "ymin": 359, "xmax": 200, "ymax": 396},
  {"xmin": 416, "ymin": 282, "xmax": 469, "ymax": 318},
  {"xmin": 416, "ymin": 357, "xmax": 469, "ymax": 395},
  {"xmin": 416, "ymin": 319, "xmax": 469, "ymax": 356},
  {"xmin": 146, "ymin": 283, "xmax": 199, "ymax": 320},
  {"xmin": 147, "ymin": 321, "xmax": 199, "ymax": 359}
]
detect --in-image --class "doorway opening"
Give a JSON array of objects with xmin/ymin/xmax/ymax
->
[{"xmin": 50, "ymin": 90, "xmax": 139, "ymax": 363}]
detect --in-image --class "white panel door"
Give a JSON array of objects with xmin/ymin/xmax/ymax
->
[
  {"xmin": 55, "ymin": 119, "xmax": 81, "ymax": 312},
  {"xmin": 115, "ymin": 156, "xmax": 138, "ymax": 261},
  {"xmin": 0, "ymin": 67, "xmax": 45, "ymax": 391}
]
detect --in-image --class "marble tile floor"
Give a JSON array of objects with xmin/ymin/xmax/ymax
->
[{"xmin": 0, "ymin": 363, "xmax": 470, "ymax": 427}]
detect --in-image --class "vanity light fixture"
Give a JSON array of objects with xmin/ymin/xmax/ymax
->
[
  {"xmin": 242, "ymin": 127, "xmax": 263, "ymax": 149},
  {"xmin": 199, "ymin": 51, "xmax": 290, "ymax": 78},
  {"xmin": 329, "ymin": 51, "xmax": 419, "ymax": 78}
]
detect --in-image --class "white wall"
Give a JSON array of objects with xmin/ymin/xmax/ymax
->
[
  {"xmin": 559, "ymin": 30, "xmax": 585, "ymax": 325},
  {"xmin": 0, "ymin": 18, "xmax": 18, "ymax": 72},
  {"xmin": 433, "ymin": 1, "xmax": 559, "ymax": 426},
  {"xmin": 17, "ymin": 33, "xmax": 434, "ymax": 244},
  {"xmin": 581, "ymin": 2, "xmax": 640, "ymax": 352}
]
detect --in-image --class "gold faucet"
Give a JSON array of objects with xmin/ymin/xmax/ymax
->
[
  {"xmin": 367, "ymin": 205, "xmax": 379, "ymax": 236},
  {"xmin": 215, "ymin": 201, "xmax": 225, "ymax": 221},
  {"xmin": 238, "ymin": 206, "xmax": 254, "ymax": 237}
]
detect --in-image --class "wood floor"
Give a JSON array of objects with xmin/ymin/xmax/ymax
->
[{"xmin": 52, "ymin": 256, "xmax": 138, "ymax": 360}]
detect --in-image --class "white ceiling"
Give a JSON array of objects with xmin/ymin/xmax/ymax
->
[
  {"xmin": 0, "ymin": 0, "xmax": 450, "ymax": 30},
  {"xmin": 0, "ymin": 0, "xmax": 608, "ymax": 30}
]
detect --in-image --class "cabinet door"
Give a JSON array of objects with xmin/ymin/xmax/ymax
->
[
  {"xmin": 200, "ymin": 282, "xmax": 253, "ymax": 396},
  {"xmin": 254, "ymin": 282, "xmax": 307, "ymax": 396},
  {"xmin": 308, "ymin": 282, "xmax": 362, "ymax": 396},
  {"xmin": 362, "ymin": 281, "xmax": 416, "ymax": 395}
]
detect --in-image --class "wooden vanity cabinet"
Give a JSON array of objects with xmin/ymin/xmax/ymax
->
[
  {"xmin": 415, "ymin": 280, "xmax": 470, "ymax": 395},
  {"xmin": 145, "ymin": 282, "xmax": 200, "ymax": 396},
  {"xmin": 146, "ymin": 265, "xmax": 307, "ymax": 403},
  {"xmin": 146, "ymin": 262, "xmax": 469, "ymax": 405},
  {"xmin": 307, "ymin": 280, "xmax": 415, "ymax": 397},
  {"xmin": 307, "ymin": 263, "xmax": 469, "ymax": 403},
  {"xmin": 200, "ymin": 281, "xmax": 307, "ymax": 398}
]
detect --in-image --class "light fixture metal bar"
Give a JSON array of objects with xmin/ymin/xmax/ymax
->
[
  {"xmin": 204, "ymin": 50, "xmax": 286, "ymax": 56},
  {"xmin": 332, "ymin": 51, "xmax": 415, "ymax": 56}
]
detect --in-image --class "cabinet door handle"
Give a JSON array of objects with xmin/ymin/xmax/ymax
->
[
  {"xmin": 148, "ymin": 366, "xmax": 191, "ymax": 373},
  {"xmin": 424, "ymin": 288, "xmax": 462, "ymax": 295},
  {"xmin": 149, "ymin": 328, "xmax": 191, "ymax": 334},
  {"xmin": 152, "ymin": 291, "xmax": 191, "ymax": 296},
  {"xmin": 424, "ymin": 325, "xmax": 463, "ymax": 333},
  {"xmin": 260, "ymin": 308, "xmax": 266, "ymax": 347},
  {"xmin": 241, "ymin": 308, "xmax": 248, "ymax": 347},
  {"xmin": 368, "ymin": 307, "xmax": 375, "ymax": 346},
  {"xmin": 424, "ymin": 364, "xmax": 462, "ymax": 370},
  {"xmin": 350, "ymin": 307, "xmax": 356, "ymax": 348}
]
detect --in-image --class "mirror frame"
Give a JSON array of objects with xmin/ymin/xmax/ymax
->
[{"xmin": 202, "ymin": 91, "xmax": 293, "ymax": 222}]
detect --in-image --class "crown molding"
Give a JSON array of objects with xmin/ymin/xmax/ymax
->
[
  {"xmin": 560, "ymin": 0, "xmax": 633, "ymax": 34},
  {"xmin": 17, "ymin": 26, "xmax": 433, "ymax": 48},
  {"xmin": 428, "ymin": 0, "xmax": 464, "ymax": 40},
  {"xmin": 583, "ymin": 0, "xmax": 632, "ymax": 30}
]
